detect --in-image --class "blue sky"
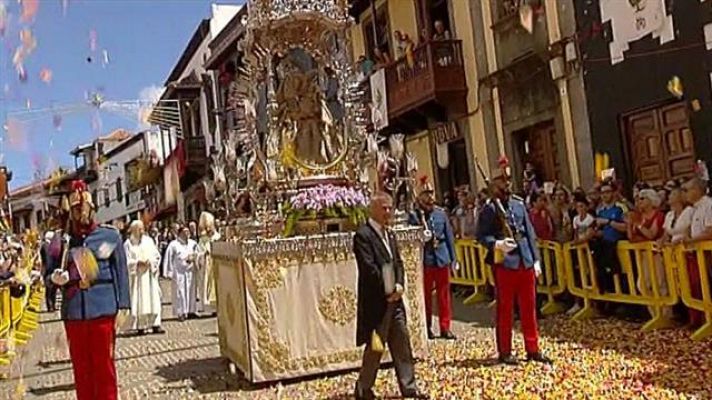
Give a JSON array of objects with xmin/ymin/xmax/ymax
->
[{"xmin": 1, "ymin": 0, "xmax": 228, "ymax": 188}]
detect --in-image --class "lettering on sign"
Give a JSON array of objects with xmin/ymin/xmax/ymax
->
[{"xmin": 432, "ymin": 123, "xmax": 461, "ymax": 144}]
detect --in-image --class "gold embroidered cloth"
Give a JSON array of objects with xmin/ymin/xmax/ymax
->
[{"xmin": 212, "ymin": 227, "xmax": 427, "ymax": 382}]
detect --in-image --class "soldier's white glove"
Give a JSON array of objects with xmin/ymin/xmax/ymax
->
[
  {"xmin": 534, "ymin": 260, "xmax": 542, "ymax": 278},
  {"xmin": 495, "ymin": 238, "xmax": 518, "ymax": 253},
  {"xmin": 50, "ymin": 270, "xmax": 70, "ymax": 286},
  {"xmin": 423, "ymin": 229, "xmax": 433, "ymax": 242},
  {"xmin": 451, "ymin": 261, "xmax": 460, "ymax": 271}
]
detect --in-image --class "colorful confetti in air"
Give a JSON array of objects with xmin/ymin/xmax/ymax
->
[
  {"xmin": 89, "ymin": 28, "xmax": 97, "ymax": 52},
  {"xmin": 20, "ymin": 0, "xmax": 39, "ymax": 23},
  {"xmin": 16, "ymin": 64, "xmax": 27, "ymax": 82},
  {"xmin": 39, "ymin": 67, "xmax": 52, "ymax": 83},
  {"xmin": 0, "ymin": 2, "xmax": 7, "ymax": 37},
  {"xmin": 4, "ymin": 118, "xmax": 28, "ymax": 151},
  {"xmin": 52, "ymin": 114, "xmax": 62, "ymax": 130}
]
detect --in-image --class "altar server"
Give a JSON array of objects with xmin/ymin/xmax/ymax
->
[
  {"xmin": 124, "ymin": 220, "xmax": 164, "ymax": 334},
  {"xmin": 163, "ymin": 225, "xmax": 198, "ymax": 321},
  {"xmin": 353, "ymin": 192, "xmax": 428, "ymax": 400}
]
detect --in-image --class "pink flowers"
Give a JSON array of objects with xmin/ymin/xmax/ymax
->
[{"xmin": 289, "ymin": 185, "xmax": 367, "ymax": 211}]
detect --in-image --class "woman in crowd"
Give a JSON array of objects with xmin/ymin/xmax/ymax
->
[
  {"xmin": 549, "ymin": 185, "xmax": 573, "ymax": 243},
  {"xmin": 628, "ymin": 189, "xmax": 669, "ymax": 317}
]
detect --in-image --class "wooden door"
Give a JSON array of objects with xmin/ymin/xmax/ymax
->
[
  {"xmin": 624, "ymin": 102, "xmax": 695, "ymax": 185},
  {"xmin": 518, "ymin": 121, "xmax": 560, "ymax": 183}
]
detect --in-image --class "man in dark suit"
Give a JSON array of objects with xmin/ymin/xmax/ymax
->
[{"xmin": 353, "ymin": 192, "xmax": 428, "ymax": 400}]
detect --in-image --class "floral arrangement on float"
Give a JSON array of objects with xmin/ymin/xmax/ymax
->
[{"xmin": 282, "ymin": 184, "xmax": 369, "ymax": 237}]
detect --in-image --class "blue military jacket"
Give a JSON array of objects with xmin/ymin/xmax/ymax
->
[
  {"xmin": 47, "ymin": 226, "xmax": 130, "ymax": 321},
  {"xmin": 476, "ymin": 196, "xmax": 540, "ymax": 270},
  {"xmin": 409, "ymin": 207, "xmax": 456, "ymax": 267}
]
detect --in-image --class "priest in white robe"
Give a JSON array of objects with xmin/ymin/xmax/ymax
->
[
  {"xmin": 124, "ymin": 220, "xmax": 164, "ymax": 334},
  {"xmin": 163, "ymin": 225, "xmax": 198, "ymax": 321},
  {"xmin": 196, "ymin": 212, "xmax": 220, "ymax": 315}
]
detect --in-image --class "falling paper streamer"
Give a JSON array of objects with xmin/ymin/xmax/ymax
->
[
  {"xmin": 91, "ymin": 112, "xmax": 102, "ymax": 133},
  {"xmin": 62, "ymin": 0, "xmax": 69, "ymax": 16},
  {"xmin": 89, "ymin": 29, "xmax": 97, "ymax": 52},
  {"xmin": 0, "ymin": 2, "xmax": 7, "ymax": 37},
  {"xmin": 102, "ymin": 49, "xmax": 109, "ymax": 67},
  {"xmin": 25, "ymin": 98, "xmax": 30, "ymax": 109},
  {"xmin": 4, "ymin": 118, "xmax": 28, "ymax": 151},
  {"xmin": 39, "ymin": 68, "xmax": 52, "ymax": 83},
  {"xmin": 20, "ymin": 29, "xmax": 37, "ymax": 54},
  {"xmin": 52, "ymin": 114, "xmax": 62, "ymax": 130},
  {"xmin": 16, "ymin": 64, "xmax": 27, "ymax": 83},
  {"xmin": 20, "ymin": 0, "xmax": 39, "ymax": 23},
  {"xmin": 519, "ymin": 4, "xmax": 534, "ymax": 34},
  {"xmin": 667, "ymin": 76, "xmax": 684, "ymax": 99}
]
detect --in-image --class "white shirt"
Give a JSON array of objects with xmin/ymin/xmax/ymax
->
[
  {"xmin": 368, "ymin": 218, "xmax": 391, "ymax": 257},
  {"xmin": 690, "ymin": 196, "xmax": 712, "ymax": 239},
  {"xmin": 368, "ymin": 218, "xmax": 396, "ymax": 294},
  {"xmin": 573, "ymin": 213, "xmax": 595, "ymax": 240},
  {"xmin": 663, "ymin": 206, "xmax": 694, "ymax": 242}
]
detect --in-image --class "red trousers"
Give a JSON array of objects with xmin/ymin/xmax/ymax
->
[
  {"xmin": 64, "ymin": 316, "xmax": 118, "ymax": 400},
  {"xmin": 686, "ymin": 255, "xmax": 705, "ymax": 327},
  {"xmin": 494, "ymin": 264, "xmax": 539, "ymax": 355},
  {"xmin": 423, "ymin": 266, "xmax": 452, "ymax": 332}
]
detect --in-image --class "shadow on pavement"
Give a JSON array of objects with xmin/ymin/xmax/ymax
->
[
  {"xmin": 154, "ymin": 357, "xmax": 265, "ymax": 394},
  {"xmin": 28, "ymin": 383, "xmax": 76, "ymax": 396}
]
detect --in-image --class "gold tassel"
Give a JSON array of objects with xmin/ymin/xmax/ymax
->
[{"xmin": 370, "ymin": 330, "xmax": 384, "ymax": 353}]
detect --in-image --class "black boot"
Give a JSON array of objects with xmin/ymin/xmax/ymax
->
[
  {"xmin": 498, "ymin": 354, "xmax": 519, "ymax": 365},
  {"xmin": 526, "ymin": 352, "xmax": 553, "ymax": 365}
]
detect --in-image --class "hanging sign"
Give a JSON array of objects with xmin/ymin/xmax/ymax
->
[{"xmin": 600, "ymin": 0, "xmax": 674, "ymax": 65}]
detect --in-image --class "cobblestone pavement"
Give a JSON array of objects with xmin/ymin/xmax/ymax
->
[{"xmin": 1, "ymin": 285, "xmax": 710, "ymax": 399}]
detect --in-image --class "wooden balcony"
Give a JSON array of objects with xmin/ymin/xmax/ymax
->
[
  {"xmin": 181, "ymin": 135, "xmax": 209, "ymax": 189},
  {"xmin": 384, "ymin": 40, "xmax": 468, "ymax": 122}
]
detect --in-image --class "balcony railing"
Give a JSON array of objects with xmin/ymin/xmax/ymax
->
[{"xmin": 384, "ymin": 40, "xmax": 467, "ymax": 120}]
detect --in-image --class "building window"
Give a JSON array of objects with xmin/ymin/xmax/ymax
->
[
  {"xmin": 104, "ymin": 188, "xmax": 110, "ymax": 208},
  {"xmin": 362, "ymin": 5, "xmax": 391, "ymax": 61},
  {"xmin": 116, "ymin": 178, "xmax": 123, "ymax": 203}
]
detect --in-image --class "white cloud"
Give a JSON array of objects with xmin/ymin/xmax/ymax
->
[
  {"xmin": 139, "ymin": 84, "xmax": 165, "ymax": 104},
  {"xmin": 137, "ymin": 84, "xmax": 165, "ymax": 129}
]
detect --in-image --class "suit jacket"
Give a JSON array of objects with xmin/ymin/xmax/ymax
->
[
  {"xmin": 476, "ymin": 196, "xmax": 540, "ymax": 269},
  {"xmin": 353, "ymin": 222, "xmax": 405, "ymax": 346},
  {"xmin": 47, "ymin": 226, "xmax": 131, "ymax": 321},
  {"xmin": 408, "ymin": 207, "xmax": 456, "ymax": 267}
]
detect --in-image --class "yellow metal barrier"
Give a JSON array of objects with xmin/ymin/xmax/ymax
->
[
  {"xmin": 454, "ymin": 239, "xmax": 569, "ymax": 314},
  {"xmin": 667, "ymin": 244, "xmax": 712, "ymax": 341},
  {"xmin": 453, "ymin": 240, "xmax": 491, "ymax": 304},
  {"xmin": 537, "ymin": 241, "xmax": 567, "ymax": 315},
  {"xmin": 564, "ymin": 241, "xmax": 679, "ymax": 332}
]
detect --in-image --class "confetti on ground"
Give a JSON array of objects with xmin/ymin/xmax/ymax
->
[{"xmin": 210, "ymin": 316, "xmax": 711, "ymax": 400}]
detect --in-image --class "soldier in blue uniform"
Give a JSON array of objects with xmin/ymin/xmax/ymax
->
[
  {"xmin": 48, "ymin": 180, "xmax": 130, "ymax": 400},
  {"xmin": 409, "ymin": 177, "xmax": 457, "ymax": 340},
  {"xmin": 476, "ymin": 165, "xmax": 552, "ymax": 365}
]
